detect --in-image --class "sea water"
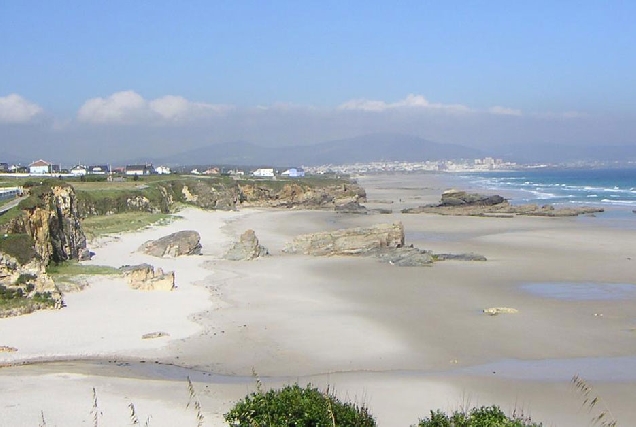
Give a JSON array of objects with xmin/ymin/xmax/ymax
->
[{"xmin": 453, "ymin": 167, "xmax": 636, "ymax": 227}]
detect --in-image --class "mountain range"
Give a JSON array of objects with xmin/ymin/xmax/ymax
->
[{"xmin": 152, "ymin": 133, "xmax": 484, "ymax": 167}]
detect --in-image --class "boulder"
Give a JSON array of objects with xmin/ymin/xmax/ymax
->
[
  {"xmin": 120, "ymin": 264, "xmax": 175, "ymax": 291},
  {"xmin": 138, "ymin": 230, "xmax": 201, "ymax": 257},
  {"xmin": 224, "ymin": 229, "xmax": 268, "ymax": 261},
  {"xmin": 284, "ymin": 222, "xmax": 404, "ymax": 256}
]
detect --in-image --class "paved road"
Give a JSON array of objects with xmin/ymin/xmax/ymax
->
[{"xmin": 0, "ymin": 197, "xmax": 21, "ymax": 215}]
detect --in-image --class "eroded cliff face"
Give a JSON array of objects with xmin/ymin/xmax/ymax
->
[
  {"xmin": 237, "ymin": 181, "xmax": 367, "ymax": 209},
  {"xmin": 9, "ymin": 184, "xmax": 89, "ymax": 264}
]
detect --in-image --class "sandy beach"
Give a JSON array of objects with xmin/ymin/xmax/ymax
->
[{"xmin": 1, "ymin": 173, "xmax": 635, "ymax": 427}]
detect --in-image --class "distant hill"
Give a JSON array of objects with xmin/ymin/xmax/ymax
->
[
  {"xmin": 492, "ymin": 143, "xmax": 636, "ymax": 164},
  {"xmin": 153, "ymin": 133, "xmax": 483, "ymax": 166}
]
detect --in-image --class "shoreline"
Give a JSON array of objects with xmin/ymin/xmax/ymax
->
[{"xmin": 1, "ymin": 173, "xmax": 635, "ymax": 426}]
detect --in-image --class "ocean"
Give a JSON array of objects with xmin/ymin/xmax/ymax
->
[{"xmin": 451, "ymin": 167, "xmax": 636, "ymax": 227}]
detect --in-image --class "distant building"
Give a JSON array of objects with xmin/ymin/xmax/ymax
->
[
  {"xmin": 155, "ymin": 165, "xmax": 171, "ymax": 175},
  {"xmin": 0, "ymin": 163, "xmax": 8, "ymax": 172},
  {"xmin": 125, "ymin": 164, "xmax": 152, "ymax": 176},
  {"xmin": 71, "ymin": 165, "xmax": 88, "ymax": 176},
  {"xmin": 252, "ymin": 168, "xmax": 274, "ymax": 177},
  {"xmin": 29, "ymin": 159, "xmax": 52, "ymax": 174},
  {"xmin": 88, "ymin": 165, "xmax": 110, "ymax": 175},
  {"xmin": 281, "ymin": 168, "xmax": 305, "ymax": 178},
  {"xmin": 203, "ymin": 167, "xmax": 220, "ymax": 175}
]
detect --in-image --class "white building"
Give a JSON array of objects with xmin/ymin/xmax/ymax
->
[
  {"xmin": 29, "ymin": 159, "xmax": 52, "ymax": 174},
  {"xmin": 155, "ymin": 166, "xmax": 171, "ymax": 175},
  {"xmin": 252, "ymin": 168, "xmax": 274, "ymax": 177},
  {"xmin": 281, "ymin": 168, "xmax": 305, "ymax": 178},
  {"xmin": 70, "ymin": 165, "xmax": 88, "ymax": 176},
  {"xmin": 125, "ymin": 164, "xmax": 152, "ymax": 176}
]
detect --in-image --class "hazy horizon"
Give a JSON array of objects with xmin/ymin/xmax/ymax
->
[{"xmin": 2, "ymin": 1, "xmax": 635, "ymax": 164}]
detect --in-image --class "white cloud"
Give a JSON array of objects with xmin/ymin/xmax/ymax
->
[
  {"xmin": 337, "ymin": 94, "xmax": 471, "ymax": 113},
  {"xmin": 488, "ymin": 106, "xmax": 522, "ymax": 116},
  {"xmin": 77, "ymin": 91, "xmax": 232, "ymax": 124},
  {"xmin": 0, "ymin": 94, "xmax": 44, "ymax": 123}
]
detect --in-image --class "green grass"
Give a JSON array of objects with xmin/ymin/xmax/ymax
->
[
  {"xmin": 46, "ymin": 261, "xmax": 119, "ymax": 276},
  {"xmin": 81, "ymin": 211, "xmax": 175, "ymax": 238},
  {"xmin": 0, "ymin": 233, "xmax": 37, "ymax": 264}
]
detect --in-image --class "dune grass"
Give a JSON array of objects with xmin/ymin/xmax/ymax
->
[
  {"xmin": 46, "ymin": 261, "xmax": 120, "ymax": 276},
  {"xmin": 81, "ymin": 212, "xmax": 175, "ymax": 239}
]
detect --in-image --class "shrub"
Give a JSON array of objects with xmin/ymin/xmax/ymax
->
[
  {"xmin": 15, "ymin": 273, "xmax": 37, "ymax": 285},
  {"xmin": 416, "ymin": 405, "xmax": 542, "ymax": 427},
  {"xmin": 0, "ymin": 234, "xmax": 38, "ymax": 264},
  {"xmin": 224, "ymin": 383, "xmax": 376, "ymax": 427}
]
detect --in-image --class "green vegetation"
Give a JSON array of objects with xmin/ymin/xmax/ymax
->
[
  {"xmin": 224, "ymin": 383, "xmax": 377, "ymax": 427},
  {"xmin": 0, "ymin": 233, "xmax": 37, "ymax": 264},
  {"xmin": 81, "ymin": 211, "xmax": 174, "ymax": 238},
  {"xmin": 46, "ymin": 261, "xmax": 119, "ymax": 276},
  {"xmin": 416, "ymin": 406, "xmax": 542, "ymax": 427},
  {"xmin": 0, "ymin": 285, "xmax": 55, "ymax": 311}
]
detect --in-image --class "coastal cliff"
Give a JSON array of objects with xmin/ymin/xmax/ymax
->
[
  {"xmin": 74, "ymin": 177, "xmax": 367, "ymax": 216},
  {"xmin": 7, "ymin": 183, "xmax": 89, "ymax": 264}
]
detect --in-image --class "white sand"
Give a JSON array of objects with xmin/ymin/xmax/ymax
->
[{"xmin": 1, "ymin": 176, "xmax": 636, "ymax": 427}]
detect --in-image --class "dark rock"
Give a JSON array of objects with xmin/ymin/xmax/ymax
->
[
  {"xmin": 139, "ymin": 230, "xmax": 202, "ymax": 257},
  {"xmin": 373, "ymin": 247, "xmax": 434, "ymax": 266},
  {"xmin": 335, "ymin": 201, "xmax": 368, "ymax": 214},
  {"xmin": 404, "ymin": 189, "xmax": 604, "ymax": 217},
  {"xmin": 434, "ymin": 252, "xmax": 487, "ymax": 261}
]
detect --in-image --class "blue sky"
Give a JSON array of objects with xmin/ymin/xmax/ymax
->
[{"xmin": 1, "ymin": 1, "xmax": 635, "ymax": 162}]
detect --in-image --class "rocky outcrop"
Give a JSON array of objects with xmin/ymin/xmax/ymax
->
[
  {"xmin": 439, "ymin": 190, "xmax": 505, "ymax": 207},
  {"xmin": 434, "ymin": 253, "xmax": 487, "ymax": 261},
  {"xmin": 0, "ymin": 251, "xmax": 62, "ymax": 317},
  {"xmin": 120, "ymin": 264, "xmax": 175, "ymax": 291},
  {"xmin": 224, "ymin": 229, "xmax": 268, "ymax": 261},
  {"xmin": 138, "ymin": 230, "xmax": 202, "ymax": 257},
  {"xmin": 238, "ymin": 181, "xmax": 367, "ymax": 209},
  {"xmin": 283, "ymin": 222, "xmax": 404, "ymax": 256},
  {"xmin": 403, "ymin": 190, "xmax": 604, "ymax": 217},
  {"xmin": 8, "ymin": 183, "xmax": 89, "ymax": 264},
  {"xmin": 372, "ymin": 247, "xmax": 434, "ymax": 266},
  {"xmin": 335, "ymin": 201, "xmax": 368, "ymax": 214}
]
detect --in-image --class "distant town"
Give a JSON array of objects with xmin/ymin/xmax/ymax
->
[{"xmin": 0, "ymin": 157, "xmax": 633, "ymax": 180}]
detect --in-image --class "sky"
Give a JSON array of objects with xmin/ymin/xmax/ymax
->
[{"xmin": 1, "ymin": 1, "xmax": 635, "ymax": 164}]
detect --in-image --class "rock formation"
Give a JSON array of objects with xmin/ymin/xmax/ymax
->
[
  {"xmin": 138, "ymin": 230, "xmax": 202, "ymax": 257},
  {"xmin": 403, "ymin": 189, "xmax": 604, "ymax": 217},
  {"xmin": 0, "ymin": 250, "xmax": 62, "ymax": 317},
  {"xmin": 434, "ymin": 253, "xmax": 488, "ymax": 261},
  {"xmin": 483, "ymin": 307, "xmax": 518, "ymax": 316},
  {"xmin": 224, "ymin": 229, "xmax": 268, "ymax": 261},
  {"xmin": 373, "ymin": 247, "xmax": 434, "ymax": 266},
  {"xmin": 335, "ymin": 201, "xmax": 368, "ymax": 214},
  {"xmin": 8, "ymin": 183, "xmax": 90, "ymax": 264},
  {"xmin": 238, "ymin": 181, "xmax": 367, "ymax": 209},
  {"xmin": 283, "ymin": 222, "xmax": 404, "ymax": 256},
  {"xmin": 120, "ymin": 264, "xmax": 175, "ymax": 291}
]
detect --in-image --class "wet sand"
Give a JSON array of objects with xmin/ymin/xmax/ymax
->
[{"xmin": 1, "ymin": 173, "xmax": 635, "ymax": 426}]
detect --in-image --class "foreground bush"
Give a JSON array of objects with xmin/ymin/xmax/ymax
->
[
  {"xmin": 224, "ymin": 383, "xmax": 376, "ymax": 427},
  {"xmin": 416, "ymin": 405, "xmax": 542, "ymax": 427}
]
